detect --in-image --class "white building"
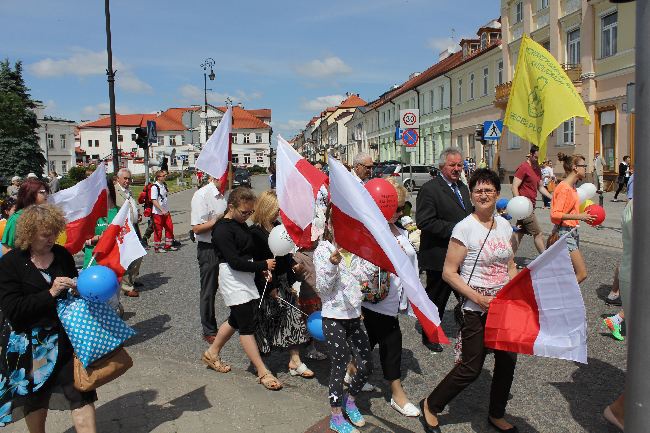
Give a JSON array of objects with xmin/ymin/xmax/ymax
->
[{"xmin": 34, "ymin": 104, "xmax": 76, "ymax": 175}]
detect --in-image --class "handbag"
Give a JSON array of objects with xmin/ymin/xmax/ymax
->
[
  {"xmin": 73, "ymin": 347, "xmax": 133, "ymax": 391},
  {"xmin": 57, "ymin": 294, "xmax": 136, "ymax": 368}
]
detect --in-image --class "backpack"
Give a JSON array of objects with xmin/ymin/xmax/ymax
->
[{"xmin": 139, "ymin": 183, "xmax": 160, "ymax": 217}]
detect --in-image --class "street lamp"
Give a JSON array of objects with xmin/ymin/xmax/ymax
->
[{"xmin": 201, "ymin": 58, "xmax": 216, "ymax": 145}]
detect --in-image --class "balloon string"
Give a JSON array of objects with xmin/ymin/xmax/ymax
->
[
  {"xmin": 276, "ymin": 296, "xmax": 308, "ymax": 317},
  {"xmin": 258, "ymin": 279, "xmax": 269, "ymax": 309},
  {"xmin": 84, "ymin": 255, "xmax": 97, "ymax": 270}
]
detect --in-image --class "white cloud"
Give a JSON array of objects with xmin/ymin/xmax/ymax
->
[
  {"xmin": 178, "ymin": 84, "xmax": 262, "ymax": 106},
  {"xmin": 427, "ymin": 36, "xmax": 458, "ymax": 53},
  {"xmin": 295, "ymin": 57, "xmax": 352, "ymax": 78},
  {"xmin": 274, "ymin": 119, "xmax": 309, "ymax": 140},
  {"xmin": 29, "ymin": 48, "xmax": 153, "ymax": 94},
  {"xmin": 300, "ymin": 95, "xmax": 345, "ymax": 112}
]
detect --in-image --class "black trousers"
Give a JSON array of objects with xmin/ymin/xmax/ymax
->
[
  {"xmin": 427, "ymin": 311, "xmax": 517, "ymax": 418},
  {"xmin": 362, "ymin": 306, "xmax": 402, "ymax": 381},
  {"xmin": 614, "ymin": 177, "xmax": 629, "ymax": 199},
  {"xmin": 197, "ymin": 242, "xmax": 219, "ymax": 336},
  {"xmin": 423, "ymin": 270, "xmax": 455, "ymax": 342}
]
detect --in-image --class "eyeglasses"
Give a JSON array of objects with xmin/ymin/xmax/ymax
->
[
  {"xmin": 238, "ymin": 209, "xmax": 255, "ymax": 217},
  {"xmin": 575, "ymin": 164, "xmax": 587, "ymax": 168},
  {"xmin": 472, "ymin": 188, "xmax": 497, "ymax": 196}
]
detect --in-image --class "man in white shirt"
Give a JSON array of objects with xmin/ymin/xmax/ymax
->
[
  {"xmin": 593, "ymin": 151, "xmax": 606, "ymax": 193},
  {"xmin": 115, "ymin": 168, "xmax": 143, "ymax": 297},
  {"xmin": 191, "ymin": 176, "xmax": 227, "ymax": 343},
  {"xmin": 352, "ymin": 152, "xmax": 374, "ymax": 184},
  {"xmin": 151, "ymin": 170, "xmax": 177, "ymax": 252}
]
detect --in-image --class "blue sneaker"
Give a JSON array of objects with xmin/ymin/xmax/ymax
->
[
  {"xmin": 330, "ymin": 413, "xmax": 359, "ymax": 433},
  {"xmin": 343, "ymin": 395, "xmax": 366, "ymax": 427}
]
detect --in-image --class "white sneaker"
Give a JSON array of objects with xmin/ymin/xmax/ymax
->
[{"xmin": 390, "ymin": 398, "xmax": 421, "ymax": 417}]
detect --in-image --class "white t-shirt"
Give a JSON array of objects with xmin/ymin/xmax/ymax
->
[
  {"xmin": 150, "ymin": 181, "xmax": 169, "ymax": 215},
  {"xmin": 362, "ymin": 230, "xmax": 415, "ymax": 317},
  {"xmin": 190, "ymin": 182, "xmax": 226, "ymax": 243},
  {"xmin": 451, "ymin": 214, "xmax": 513, "ymax": 312}
]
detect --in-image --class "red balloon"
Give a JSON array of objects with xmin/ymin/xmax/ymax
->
[
  {"xmin": 365, "ymin": 178, "xmax": 398, "ymax": 220},
  {"xmin": 585, "ymin": 204, "xmax": 606, "ymax": 226}
]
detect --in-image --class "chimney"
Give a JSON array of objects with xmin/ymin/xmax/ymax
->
[{"xmin": 237, "ymin": 102, "xmax": 243, "ymax": 108}]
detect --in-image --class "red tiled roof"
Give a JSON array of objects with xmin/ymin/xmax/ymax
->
[
  {"xmin": 80, "ymin": 113, "xmax": 157, "ymax": 128},
  {"xmin": 335, "ymin": 111, "xmax": 354, "ymax": 121},
  {"xmin": 216, "ymin": 106, "xmax": 271, "ymax": 130},
  {"xmin": 246, "ymin": 109, "xmax": 271, "ymax": 119},
  {"xmin": 339, "ymin": 94, "xmax": 367, "ymax": 108},
  {"xmin": 156, "ymin": 107, "xmax": 199, "ymax": 131},
  {"xmin": 307, "ymin": 116, "xmax": 319, "ymax": 127}
]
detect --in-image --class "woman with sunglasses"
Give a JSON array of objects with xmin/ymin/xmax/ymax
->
[
  {"xmin": 421, "ymin": 168, "xmax": 519, "ymax": 433},
  {"xmin": 550, "ymin": 153, "xmax": 594, "ymax": 283},
  {"xmin": 1, "ymin": 179, "xmax": 50, "ymax": 254},
  {"xmin": 201, "ymin": 187, "xmax": 282, "ymax": 391},
  {"xmin": 359, "ymin": 177, "xmax": 421, "ymax": 418}
]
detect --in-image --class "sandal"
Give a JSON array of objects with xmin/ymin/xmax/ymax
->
[
  {"xmin": 289, "ymin": 362, "xmax": 314, "ymax": 378},
  {"xmin": 258, "ymin": 372, "xmax": 283, "ymax": 390},
  {"xmin": 201, "ymin": 351, "xmax": 231, "ymax": 373}
]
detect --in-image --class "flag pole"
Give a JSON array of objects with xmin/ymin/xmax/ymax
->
[{"xmin": 626, "ymin": 0, "xmax": 650, "ymax": 430}]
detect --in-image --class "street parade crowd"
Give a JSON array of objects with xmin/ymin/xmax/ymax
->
[{"xmin": 0, "ymin": 145, "xmax": 633, "ymax": 433}]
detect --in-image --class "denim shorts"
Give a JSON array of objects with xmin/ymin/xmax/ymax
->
[{"xmin": 556, "ymin": 225, "xmax": 579, "ymax": 252}]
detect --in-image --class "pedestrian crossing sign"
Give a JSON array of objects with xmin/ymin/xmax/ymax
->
[{"xmin": 483, "ymin": 120, "xmax": 503, "ymax": 140}]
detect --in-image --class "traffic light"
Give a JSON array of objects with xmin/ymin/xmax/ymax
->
[
  {"xmin": 135, "ymin": 127, "xmax": 148, "ymax": 149},
  {"xmin": 475, "ymin": 124, "xmax": 486, "ymax": 144}
]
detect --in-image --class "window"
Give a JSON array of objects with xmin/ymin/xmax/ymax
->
[
  {"xmin": 170, "ymin": 136, "xmax": 177, "ymax": 146},
  {"xmin": 158, "ymin": 136, "xmax": 165, "ymax": 146},
  {"xmin": 383, "ymin": 111, "xmax": 386, "ymax": 126},
  {"xmin": 480, "ymin": 33, "xmax": 487, "ymax": 50},
  {"xmin": 95, "ymin": 140, "xmax": 99, "ymax": 147},
  {"xmin": 231, "ymin": 133, "xmax": 237, "ymax": 144},
  {"xmin": 256, "ymin": 151, "xmax": 264, "ymax": 163},
  {"xmin": 439, "ymin": 85, "xmax": 445, "ymax": 109},
  {"xmin": 507, "ymin": 130, "xmax": 521, "ymax": 149},
  {"xmin": 256, "ymin": 133, "xmax": 262, "ymax": 143},
  {"xmin": 562, "ymin": 118, "xmax": 575, "ymax": 145},
  {"xmin": 497, "ymin": 60, "xmax": 504, "ymax": 85},
  {"xmin": 244, "ymin": 154, "xmax": 251, "ymax": 165},
  {"xmin": 567, "ymin": 29, "xmax": 580, "ymax": 65},
  {"xmin": 47, "ymin": 133, "xmax": 54, "ymax": 149},
  {"xmin": 469, "ymin": 73, "xmax": 475, "ymax": 99},
  {"xmin": 388, "ymin": 108, "xmax": 391, "ymax": 122},
  {"xmin": 515, "ymin": 1, "xmax": 523, "ymax": 23},
  {"xmin": 539, "ymin": 0, "xmax": 548, "ymax": 10},
  {"xmin": 243, "ymin": 133, "xmax": 250, "ymax": 144},
  {"xmin": 60, "ymin": 134, "xmax": 66, "ymax": 149},
  {"xmin": 599, "ymin": 110, "xmax": 616, "ymax": 170},
  {"xmin": 457, "ymin": 79, "xmax": 462, "ymax": 104},
  {"xmin": 482, "ymin": 67, "xmax": 489, "ymax": 96},
  {"xmin": 61, "ymin": 160, "xmax": 67, "ymax": 174},
  {"xmin": 131, "ymin": 133, "xmax": 136, "ymax": 141},
  {"xmin": 429, "ymin": 90, "xmax": 435, "ymax": 112},
  {"xmin": 456, "ymin": 135, "xmax": 463, "ymax": 148},
  {"xmin": 87, "ymin": 139, "xmax": 92, "ymax": 147},
  {"xmin": 118, "ymin": 134, "xmax": 123, "ymax": 142},
  {"xmin": 601, "ymin": 12, "xmax": 617, "ymax": 58},
  {"xmin": 232, "ymin": 154, "xmax": 239, "ymax": 164},
  {"xmin": 49, "ymin": 161, "xmax": 56, "ymax": 172},
  {"xmin": 91, "ymin": 154, "xmax": 99, "ymax": 160}
]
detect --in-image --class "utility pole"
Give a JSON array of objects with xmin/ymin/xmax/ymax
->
[
  {"xmin": 626, "ymin": 0, "xmax": 649, "ymax": 431},
  {"xmin": 104, "ymin": 0, "xmax": 119, "ymax": 174},
  {"xmin": 201, "ymin": 58, "xmax": 216, "ymax": 147}
]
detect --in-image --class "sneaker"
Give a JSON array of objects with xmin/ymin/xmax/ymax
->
[
  {"xmin": 604, "ymin": 295, "xmax": 622, "ymax": 306},
  {"xmin": 603, "ymin": 317, "xmax": 624, "ymax": 341},
  {"xmin": 329, "ymin": 413, "xmax": 359, "ymax": 433},
  {"xmin": 343, "ymin": 395, "xmax": 366, "ymax": 427},
  {"xmin": 154, "ymin": 248, "xmax": 166, "ymax": 253}
]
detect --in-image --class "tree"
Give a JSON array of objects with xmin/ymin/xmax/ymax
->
[{"xmin": 0, "ymin": 59, "xmax": 46, "ymax": 179}]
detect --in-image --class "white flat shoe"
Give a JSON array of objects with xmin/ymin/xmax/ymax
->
[{"xmin": 390, "ymin": 398, "xmax": 421, "ymax": 417}]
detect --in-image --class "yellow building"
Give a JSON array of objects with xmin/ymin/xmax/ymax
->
[{"xmin": 497, "ymin": 0, "xmax": 635, "ymax": 179}]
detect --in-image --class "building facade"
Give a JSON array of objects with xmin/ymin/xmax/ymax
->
[{"xmin": 34, "ymin": 104, "xmax": 76, "ymax": 175}]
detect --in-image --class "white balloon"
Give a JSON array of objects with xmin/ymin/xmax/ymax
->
[
  {"xmin": 577, "ymin": 183, "xmax": 597, "ymax": 202},
  {"xmin": 506, "ymin": 196, "xmax": 533, "ymax": 220},
  {"xmin": 577, "ymin": 187, "xmax": 588, "ymax": 204},
  {"xmin": 268, "ymin": 225, "xmax": 296, "ymax": 256}
]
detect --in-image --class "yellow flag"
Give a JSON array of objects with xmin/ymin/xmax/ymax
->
[{"xmin": 504, "ymin": 34, "xmax": 590, "ymax": 160}]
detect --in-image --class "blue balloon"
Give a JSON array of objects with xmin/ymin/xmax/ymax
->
[
  {"xmin": 496, "ymin": 198, "xmax": 509, "ymax": 211},
  {"xmin": 306, "ymin": 311, "xmax": 325, "ymax": 342},
  {"xmin": 77, "ymin": 265, "xmax": 119, "ymax": 303}
]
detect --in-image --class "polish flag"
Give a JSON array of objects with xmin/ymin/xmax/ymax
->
[
  {"xmin": 276, "ymin": 136, "xmax": 328, "ymax": 247},
  {"xmin": 484, "ymin": 231, "xmax": 587, "ymax": 363},
  {"xmin": 328, "ymin": 157, "xmax": 449, "ymax": 344},
  {"xmin": 195, "ymin": 105, "xmax": 232, "ymax": 194},
  {"xmin": 92, "ymin": 200, "xmax": 147, "ymax": 277},
  {"xmin": 48, "ymin": 162, "xmax": 108, "ymax": 254}
]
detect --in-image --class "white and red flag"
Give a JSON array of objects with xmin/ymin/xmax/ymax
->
[
  {"xmin": 92, "ymin": 200, "xmax": 147, "ymax": 278},
  {"xmin": 48, "ymin": 162, "xmax": 108, "ymax": 254},
  {"xmin": 276, "ymin": 136, "xmax": 329, "ymax": 248},
  {"xmin": 328, "ymin": 157, "xmax": 449, "ymax": 344},
  {"xmin": 484, "ymin": 231, "xmax": 587, "ymax": 363},
  {"xmin": 195, "ymin": 105, "xmax": 232, "ymax": 194}
]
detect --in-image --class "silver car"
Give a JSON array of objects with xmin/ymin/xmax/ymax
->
[{"xmin": 400, "ymin": 164, "xmax": 437, "ymax": 191}]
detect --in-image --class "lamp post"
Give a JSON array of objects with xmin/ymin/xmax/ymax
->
[{"xmin": 201, "ymin": 58, "xmax": 216, "ymax": 146}]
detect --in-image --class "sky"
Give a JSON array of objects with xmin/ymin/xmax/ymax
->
[{"xmin": 1, "ymin": 0, "xmax": 499, "ymax": 140}]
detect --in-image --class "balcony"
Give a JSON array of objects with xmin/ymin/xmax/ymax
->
[{"xmin": 561, "ymin": 63, "xmax": 582, "ymax": 82}]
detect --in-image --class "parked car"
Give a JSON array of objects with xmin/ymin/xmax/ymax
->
[
  {"xmin": 233, "ymin": 168, "xmax": 251, "ymax": 187},
  {"xmin": 383, "ymin": 164, "xmax": 438, "ymax": 191}
]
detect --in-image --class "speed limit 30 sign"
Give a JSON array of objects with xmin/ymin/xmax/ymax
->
[{"xmin": 400, "ymin": 109, "xmax": 419, "ymax": 129}]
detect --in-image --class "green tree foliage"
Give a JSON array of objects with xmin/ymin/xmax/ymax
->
[{"xmin": 0, "ymin": 59, "xmax": 46, "ymax": 179}]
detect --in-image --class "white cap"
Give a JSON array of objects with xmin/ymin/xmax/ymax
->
[
  {"xmin": 26, "ymin": 173, "xmax": 38, "ymax": 179},
  {"xmin": 11, "ymin": 176, "xmax": 21, "ymax": 183}
]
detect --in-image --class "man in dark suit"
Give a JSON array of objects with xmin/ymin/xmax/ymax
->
[{"xmin": 416, "ymin": 147, "xmax": 472, "ymax": 352}]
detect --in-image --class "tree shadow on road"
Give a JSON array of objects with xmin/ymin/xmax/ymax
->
[
  {"xmin": 137, "ymin": 271, "xmax": 171, "ymax": 292},
  {"xmin": 63, "ymin": 386, "xmax": 211, "ymax": 433},
  {"xmin": 125, "ymin": 314, "xmax": 172, "ymax": 346},
  {"xmin": 550, "ymin": 357, "xmax": 625, "ymax": 433}
]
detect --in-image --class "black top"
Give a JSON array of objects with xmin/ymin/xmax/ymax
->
[
  {"xmin": 618, "ymin": 162, "xmax": 629, "ymax": 178},
  {"xmin": 211, "ymin": 218, "xmax": 268, "ymax": 273},
  {"xmin": 0, "ymin": 245, "xmax": 78, "ymax": 333},
  {"xmin": 249, "ymin": 224, "xmax": 296, "ymax": 295},
  {"xmin": 416, "ymin": 175, "xmax": 472, "ymax": 271}
]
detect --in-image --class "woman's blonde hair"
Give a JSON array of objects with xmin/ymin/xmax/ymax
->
[
  {"xmin": 252, "ymin": 190, "xmax": 279, "ymax": 231},
  {"xmin": 15, "ymin": 204, "xmax": 66, "ymax": 250},
  {"xmin": 384, "ymin": 177, "xmax": 408, "ymax": 205}
]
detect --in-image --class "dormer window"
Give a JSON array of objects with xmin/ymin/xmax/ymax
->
[{"xmin": 481, "ymin": 32, "xmax": 488, "ymax": 49}]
